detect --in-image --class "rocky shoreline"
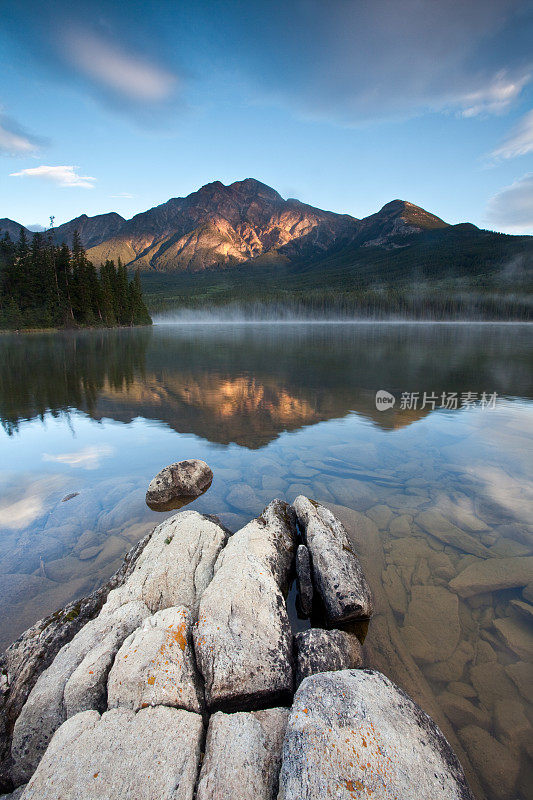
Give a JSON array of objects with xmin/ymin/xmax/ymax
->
[{"xmin": 0, "ymin": 481, "xmax": 477, "ymax": 799}]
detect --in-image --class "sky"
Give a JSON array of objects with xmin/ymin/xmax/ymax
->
[{"xmin": 1, "ymin": 0, "xmax": 532, "ymax": 233}]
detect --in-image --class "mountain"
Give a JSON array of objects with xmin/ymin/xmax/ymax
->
[
  {"xmin": 52, "ymin": 212, "xmax": 125, "ymax": 249},
  {"xmin": 3, "ymin": 180, "xmax": 532, "ymax": 288},
  {"xmin": 0, "ymin": 219, "xmax": 32, "ymax": 240},
  {"xmin": 85, "ymin": 178, "xmax": 359, "ymax": 271}
]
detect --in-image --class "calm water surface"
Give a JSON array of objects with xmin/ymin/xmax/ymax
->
[{"xmin": 0, "ymin": 323, "xmax": 531, "ymax": 800}]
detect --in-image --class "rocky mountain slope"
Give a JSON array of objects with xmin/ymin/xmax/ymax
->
[{"xmin": 2, "ymin": 179, "xmax": 457, "ymax": 273}]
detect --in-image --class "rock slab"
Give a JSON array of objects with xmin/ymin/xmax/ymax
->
[
  {"xmin": 293, "ymin": 496, "xmax": 373, "ymax": 623},
  {"xmin": 194, "ymin": 500, "xmax": 296, "ymax": 711},
  {"xmin": 145, "ymin": 459, "xmax": 213, "ymax": 510},
  {"xmin": 107, "ymin": 606, "xmax": 204, "ymax": 713},
  {"xmin": 19, "ymin": 706, "xmax": 204, "ymax": 800},
  {"xmin": 278, "ymin": 670, "xmax": 474, "ymax": 800},
  {"xmin": 449, "ymin": 556, "xmax": 533, "ymax": 597},
  {"xmin": 196, "ymin": 708, "xmax": 288, "ymax": 800},
  {"xmin": 294, "ymin": 628, "xmax": 363, "ymax": 686}
]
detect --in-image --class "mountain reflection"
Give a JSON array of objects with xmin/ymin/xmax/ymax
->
[{"xmin": 1, "ymin": 324, "xmax": 531, "ymax": 447}]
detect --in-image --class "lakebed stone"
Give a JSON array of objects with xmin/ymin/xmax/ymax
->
[
  {"xmin": 278, "ymin": 670, "xmax": 474, "ymax": 800},
  {"xmin": 294, "ymin": 628, "xmax": 363, "ymax": 686},
  {"xmin": 457, "ymin": 725, "xmax": 519, "ymax": 800},
  {"xmin": 402, "ymin": 585, "xmax": 461, "ymax": 663},
  {"xmin": 416, "ymin": 510, "xmax": 491, "ymax": 557},
  {"xmin": 194, "ymin": 500, "xmax": 296, "ymax": 711},
  {"xmin": 19, "ymin": 706, "xmax": 203, "ymax": 800},
  {"xmin": 107, "ymin": 606, "xmax": 203, "ymax": 713},
  {"xmin": 196, "ymin": 708, "xmax": 288, "ymax": 800},
  {"xmin": 450, "ymin": 556, "xmax": 533, "ymax": 597},
  {"xmin": 145, "ymin": 459, "xmax": 213, "ymax": 510},
  {"xmin": 293, "ymin": 496, "xmax": 373, "ymax": 623}
]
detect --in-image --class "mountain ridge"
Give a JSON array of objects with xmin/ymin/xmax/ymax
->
[
  {"xmin": 2, "ymin": 179, "xmax": 531, "ymax": 282},
  {"xmin": 1, "ymin": 179, "xmax": 459, "ymax": 273}
]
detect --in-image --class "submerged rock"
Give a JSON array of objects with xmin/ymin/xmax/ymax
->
[
  {"xmin": 402, "ymin": 585, "xmax": 461, "ymax": 663},
  {"xmin": 449, "ymin": 556, "xmax": 533, "ymax": 597},
  {"xmin": 457, "ymin": 724, "xmax": 519, "ymax": 800},
  {"xmin": 196, "ymin": 708, "xmax": 288, "ymax": 800},
  {"xmin": 293, "ymin": 496, "xmax": 373, "ymax": 624},
  {"xmin": 294, "ymin": 628, "xmax": 363, "ymax": 686},
  {"xmin": 295, "ymin": 544, "xmax": 313, "ymax": 617},
  {"xmin": 194, "ymin": 500, "xmax": 296, "ymax": 711},
  {"xmin": 107, "ymin": 606, "xmax": 204, "ymax": 713},
  {"xmin": 278, "ymin": 670, "xmax": 474, "ymax": 800},
  {"xmin": 416, "ymin": 511, "xmax": 491, "ymax": 558},
  {"xmin": 20, "ymin": 706, "xmax": 203, "ymax": 800},
  {"xmin": 145, "ymin": 459, "xmax": 213, "ymax": 510}
]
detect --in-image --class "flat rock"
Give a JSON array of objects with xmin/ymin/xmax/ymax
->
[
  {"xmin": 108, "ymin": 606, "xmax": 204, "ymax": 713},
  {"xmin": 194, "ymin": 500, "xmax": 296, "ymax": 711},
  {"xmin": 437, "ymin": 691, "xmax": 490, "ymax": 729},
  {"xmin": 295, "ymin": 544, "xmax": 313, "ymax": 617},
  {"xmin": 402, "ymin": 585, "xmax": 460, "ymax": 663},
  {"xmin": 416, "ymin": 511, "xmax": 491, "ymax": 557},
  {"xmin": 457, "ymin": 725, "xmax": 519, "ymax": 800},
  {"xmin": 294, "ymin": 628, "xmax": 363, "ymax": 686},
  {"xmin": 510, "ymin": 598, "xmax": 533, "ymax": 620},
  {"xmin": 145, "ymin": 459, "xmax": 212, "ymax": 510},
  {"xmin": 505, "ymin": 661, "xmax": 533, "ymax": 703},
  {"xmin": 196, "ymin": 708, "xmax": 288, "ymax": 800},
  {"xmin": 11, "ymin": 601, "xmax": 149, "ymax": 784},
  {"xmin": 20, "ymin": 706, "xmax": 203, "ymax": 800},
  {"xmin": 450, "ymin": 556, "xmax": 533, "ymax": 597},
  {"xmin": 293, "ymin": 496, "xmax": 373, "ymax": 624},
  {"xmin": 493, "ymin": 616, "xmax": 533, "ymax": 660},
  {"xmin": 11, "ymin": 510, "xmax": 227, "ymax": 785},
  {"xmin": 278, "ymin": 670, "xmax": 474, "ymax": 800}
]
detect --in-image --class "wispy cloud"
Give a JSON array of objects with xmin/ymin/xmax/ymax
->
[
  {"xmin": 492, "ymin": 109, "xmax": 533, "ymax": 159},
  {"xmin": 459, "ymin": 72, "xmax": 530, "ymax": 118},
  {"xmin": 0, "ymin": 113, "xmax": 44, "ymax": 155},
  {"xmin": 10, "ymin": 165, "xmax": 96, "ymax": 188},
  {"xmin": 62, "ymin": 26, "xmax": 178, "ymax": 103},
  {"xmin": 486, "ymin": 173, "xmax": 533, "ymax": 232},
  {"xmin": 110, "ymin": 192, "xmax": 135, "ymax": 199},
  {"xmin": 42, "ymin": 444, "xmax": 116, "ymax": 469}
]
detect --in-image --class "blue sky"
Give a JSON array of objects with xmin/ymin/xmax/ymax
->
[{"xmin": 1, "ymin": 0, "xmax": 532, "ymax": 233}]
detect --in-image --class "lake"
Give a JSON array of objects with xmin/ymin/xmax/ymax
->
[{"xmin": 0, "ymin": 322, "xmax": 531, "ymax": 800}]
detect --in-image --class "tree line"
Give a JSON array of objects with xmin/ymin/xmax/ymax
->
[{"xmin": 0, "ymin": 228, "xmax": 152, "ymax": 329}]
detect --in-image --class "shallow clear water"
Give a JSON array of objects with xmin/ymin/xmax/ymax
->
[{"xmin": 0, "ymin": 323, "xmax": 531, "ymax": 800}]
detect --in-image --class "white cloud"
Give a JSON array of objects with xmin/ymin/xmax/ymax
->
[
  {"xmin": 492, "ymin": 109, "xmax": 533, "ymax": 159},
  {"xmin": 10, "ymin": 165, "xmax": 96, "ymax": 188},
  {"xmin": 42, "ymin": 444, "xmax": 116, "ymax": 470},
  {"xmin": 0, "ymin": 496, "xmax": 44, "ymax": 530},
  {"xmin": 486, "ymin": 173, "xmax": 533, "ymax": 233},
  {"xmin": 459, "ymin": 71, "xmax": 530, "ymax": 118},
  {"xmin": 110, "ymin": 192, "xmax": 135, "ymax": 199},
  {"xmin": 62, "ymin": 26, "xmax": 178, "ymax": 102}
]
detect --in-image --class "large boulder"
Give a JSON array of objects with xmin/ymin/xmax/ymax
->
[
  {"xmin": 104, "ymin": 510, "xmax": 228, "ymax": 617},
  {"xmin": 278, "ymin": 670, "xmax": 474, "ymax": 800},
  {"xmin": 294, "ymin": 628, "xmax": 363, "ymax": 686},
  {"xmin": 19, "ymin": 706, "xmax": 204, "ymax": 800},
  {"xmin": 196, "ymin": 708, "xmax": 288, "ymax": 800},
  {"xmin": 295, "ymin": 544, "xmax": 313, "ymax": 617},
  {"xmin": 107, "ymin": 606, "xmax": 204, "ymax": 713},
  {"xmin": 11, "ymin": 510, "xmax": 227, "ymax": 785},
  {"xmin": 449, "ymin": 556, "xmax": 533, "ymax": 597},
  {"xmin": 145, "ymin": 459, "xmax": 212, "ymax": 510},
  {"xmin": 194, "ymin": 500, "xmax": 297, "ymax": 711},
  {"xmin": 0, "ymin": 531, "xmax": 151, "ymax": 794},
  {"xmin": 11, "ymin": 601, "xmax": 149, "ymax": 785},
  {"xmin": 293, "ymin": 496, "xmax": 373, "ymax": 624}
]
